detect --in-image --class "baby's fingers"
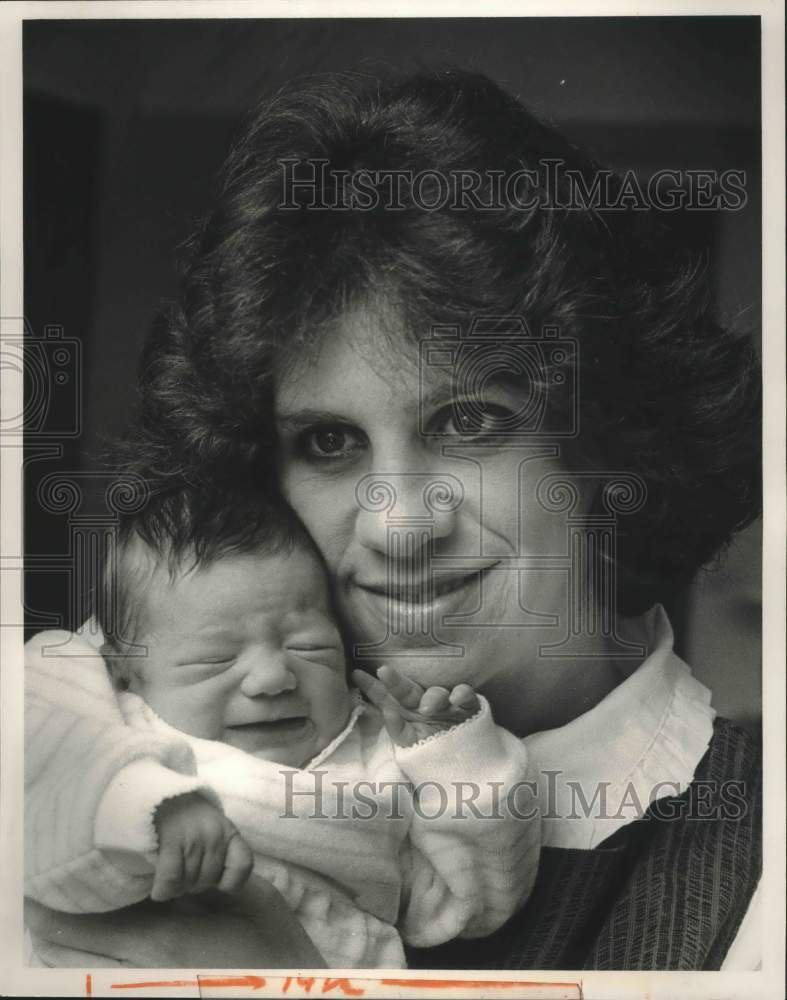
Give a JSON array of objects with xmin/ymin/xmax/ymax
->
[
  {"xmin": 351, "ymin": 668, "xmax": 397, "ymax": 712},
  {"xmin": 375, "ymin": 665, "xmax": 424, "ymax": 709},
  {"xmin": 217, "ymin": 832, "xmax": 254, "ymax": 894},
  {"xmin": 381, "ymin": 702, "xmax": 408, "ymax": 745},
  {"xmin": 449, "ymin": 684, "xmax": 481, "ymax": 715},
  {"xmin": 190, "ymin": 842, "xmax": 228, "ymax": 895},
  {"xmin": 352, "ymin": 671, "xmax": 412, "ymax": 740},
  {"xmin": 418, "ymin": 687, "xmax": 451, "ymax": 716},
  {"xmin": 151, "ymin": 843, "xmax": 185, "ymax": 902}
]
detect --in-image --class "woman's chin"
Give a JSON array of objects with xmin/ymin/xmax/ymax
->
[
  {"xmin": 341, "ymin": 575, "xmax": 531, "ymax": 688},
  {"xmin": 347, "ymin": 621, "xmax": 494, "ymax": 690}
]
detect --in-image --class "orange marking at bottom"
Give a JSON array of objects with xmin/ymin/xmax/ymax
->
[
  {"xmin": 381, "ymin": 980, "xmax": 579, "ymax": 990},
  {"xmin": 112, "ymin": 975, "xmax": 266, "ymax": 990},
  {"xmin": 283, "ymin": 977, "xmax": 317, "ymax": 993},
  {"xmin": 321, "ymin": 979, "xmax": 364, "ymax": 996},
  {"xmin": 86, "ymin": 974, "xmax": 92, "ymax": 997},
  {"xmin": 201, "ymin": 978, "xmax": 267, "ymax": 990},
  {"xmin": 112, "ymin": 981, "xmax": 197, "ymax": 990},
  {"xmin": 107, "ymin": 975, "xmax": 582, "ymax": 997}
]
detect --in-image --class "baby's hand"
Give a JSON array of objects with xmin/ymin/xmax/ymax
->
[
  {"xmin": 151, "ymin": 792, "xmax": 254, "ymax": 902},
  {"xmin": 352, "ymin": 665, "xmax": 481, "ymax": 747}
]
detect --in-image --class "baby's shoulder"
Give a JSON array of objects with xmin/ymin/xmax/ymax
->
[
  {"xmin": 25, "ymin": 629, "xmax": 118, "ymax": 713},
  {"xmin": 25, "ymin": 628, "xmax": 103, "ymax": 666}
]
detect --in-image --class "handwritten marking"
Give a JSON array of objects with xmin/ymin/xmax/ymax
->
[
  {"xmin": 108, "ymin": 975, "xmax": 582, "ymax": 997},
  {"xmin": 86, "ymin": 973, "xmax": 92, "ymax": 997},
  {"xmin": 321, "ymin": 980, "xmax": 364, "ymax": 996},
  {"xmin": 283, "ymin": 978, "xmax": 317, "ymax": 993},
  {"xmin": 200, "ymin": 979, "xmax": 267, "ymax": 990},
  {"xmin": 381, "ymin": 980, "xmax": 579, "ymax": 990},
  {"xmin": 112, "ymin": 976, "xmax": 267, "ymax": 990},
  {"xmin": 112, "ymin": 980, "xmax": 198, "ymax": 990}
]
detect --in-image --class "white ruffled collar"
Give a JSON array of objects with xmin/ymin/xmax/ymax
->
[
  {"xmin": 523, "ymin": 604, "xmax": 716, "ymax": 849},
  {"xmin": 305, "ymin": 689, "xmax": 365, "ymax": 769}
]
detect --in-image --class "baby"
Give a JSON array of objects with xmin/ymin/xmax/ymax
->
[{"xmin": 25, "ymin": 485, "xmax": 540, "ymax": 968}]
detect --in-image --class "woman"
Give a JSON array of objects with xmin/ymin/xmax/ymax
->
[{"xmin": 25, "ymin": 69, "xmax": 761, "ymax": 970}]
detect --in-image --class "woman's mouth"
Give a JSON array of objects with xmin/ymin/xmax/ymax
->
[
  {"xmin": 361, "ymin": 570, "xmax": 479, "ymax": 602},
  {"xmin": 348, "ymin": 564, "xmax": 499, "ymax": 634}
]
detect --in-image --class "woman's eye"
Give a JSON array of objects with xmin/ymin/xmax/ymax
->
[
  {"xmin": 299, "ymin": 425, "xmax": 364, "ymax": 460},
  {"xmin": 435, "ymin": 403, "xmax": 514, "ymax": 439}
]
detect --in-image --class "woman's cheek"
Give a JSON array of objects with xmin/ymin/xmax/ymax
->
[{"xmin": 283, "ymin": 475, "xmax": 354, "ymax": 570}]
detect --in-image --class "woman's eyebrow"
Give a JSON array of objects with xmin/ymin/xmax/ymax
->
[
  {"xmin": 419, "ymin": 376, "xmax": 524, "ymax": 411},
  {"xmin": 275, "ymin": 408, "xmax": 348, "ymax": 430},
  {"xmin": 418, "ymin": 387, "xmax": 454, "ymax": 411}
]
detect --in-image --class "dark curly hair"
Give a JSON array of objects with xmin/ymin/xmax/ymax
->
[
  {"xmin": 128, "ymin": 68, "xmax": 761, "ymax": 615},
  {"xmin": 96, "ymin": 475, "xmax": 307, "ymax": 657}
]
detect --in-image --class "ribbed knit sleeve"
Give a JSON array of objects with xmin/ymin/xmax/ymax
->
[
  {"xmin": 393, "ymin": 698, "xmax": 541, "ymax": 946},
  {"xmin": 24, "ymin": 630, "xmax": 199, "ymax": 912}
]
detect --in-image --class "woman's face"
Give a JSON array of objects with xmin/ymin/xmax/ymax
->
[{"xmin": 275, "ymin": 305, "xmax": 604, "ymax": 734}]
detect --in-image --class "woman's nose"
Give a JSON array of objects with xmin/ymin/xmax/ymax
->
[
  {"xmin": 239, "ymin": 655, "xmax": 297, "ymax": 698},
  {"xmin": 354, "ymin": 471, "xmax": 463, "ymax": 556}
]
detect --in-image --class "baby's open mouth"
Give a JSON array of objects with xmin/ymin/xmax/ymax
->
[{"xmin": 226, "ymin": 717, "xmax": 312, "ymax": 745}]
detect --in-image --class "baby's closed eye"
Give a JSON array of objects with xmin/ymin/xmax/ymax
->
[
  {"xmin": 173, "ymin": 657, "xmax": 237, "ymax": 680},
  {"xmin": 286, "ymin": 644, "xmax": 345, "ymax": 668}
]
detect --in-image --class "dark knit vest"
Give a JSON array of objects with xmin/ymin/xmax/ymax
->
[{"xmin": 406, "ymin": 718, "xmax": 761, "ymax": 971}]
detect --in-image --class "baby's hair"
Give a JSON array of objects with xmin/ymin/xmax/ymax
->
[{"xmin": 97, "ymin": 475, "xmax": 309, "ymax": 667}]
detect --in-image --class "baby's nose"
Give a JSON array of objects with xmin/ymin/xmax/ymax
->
[{"xmin": 239, "ymin": 654, "xmax": 297, "ymax": 698}]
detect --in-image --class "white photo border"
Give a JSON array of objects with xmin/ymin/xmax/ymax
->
[{"xmin": 1, "ymin": 3, "xmax": 784, "ymax": 998}]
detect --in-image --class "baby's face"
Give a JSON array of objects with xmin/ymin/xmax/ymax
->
[{"xmin": 129, "ymin": 542, "xmax": 351, "ymax": 767}]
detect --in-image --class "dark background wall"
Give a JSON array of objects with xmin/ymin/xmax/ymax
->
[{"xmin": 23, "ymin": 16, "xmax": 762, "ymax": 725}]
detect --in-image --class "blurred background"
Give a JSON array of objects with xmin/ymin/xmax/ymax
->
[{"xmin": 22, "ymin": 16, "xmax": 761, "ymax": 728}]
